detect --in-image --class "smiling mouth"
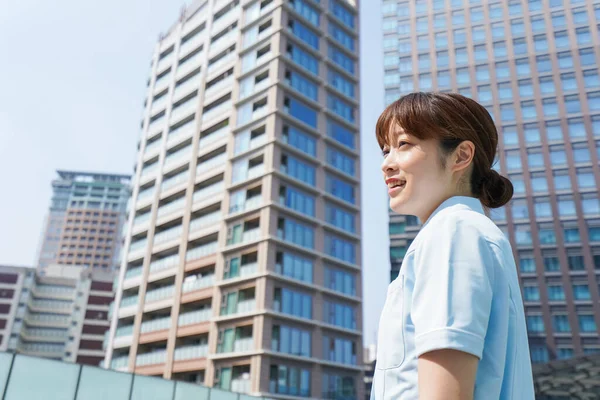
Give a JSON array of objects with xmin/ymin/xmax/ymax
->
[{"xmin": 387, "ymin": 180, "xmax": 406, "ymax": 189}]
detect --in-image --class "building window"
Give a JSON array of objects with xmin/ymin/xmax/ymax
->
[
  {"xmin": 513, "ymin": 38, "xmax": 527, "ymax": 55},
  {"xmin": 588, "ymin": 92, "xmax": 600, "ymax": 111},
  {"xmin": 576, "ymin": 28, "xmax": 592, "ymax": 45},
  {"xmin": 516, "ymin": 58, "xmax": 530, "ymax": 76},
  {"xmin": 274, "ymin": 287, "xmax": 312, "ymax": 319},
  {"xmin": 523, "ymin": 285, "xmax": 540, "ymax": 301},
  {"xmin": 573, "ymin": 284, "xmax": 591, "ymax": 300},
  {"xmin": 577, "ymin": 169, "xmax": 595, "ymax": 189},
  {"xmin": 573, "ymin": 8, "xmax": 589, "ymax": 24},
  {"xmin": 531, "ymin": 174, "xmax": 549, "ymax": 193},
  {"xmin": 534, "ymin": 198, "xmax": 552, "ymax": 217},
  {"xmin": 554, "ymin": 31, "xmax": 570, "ymax": 48},
  {"xmin": 496, "ymin": 62, "xmax": 510, "ymax": 79},
  {"xmin": 550, "ymin": 146, "xmax": 567, "ymax": 166},
  {"xmin": 526, "ymin": 315, "xmax": 545, "ymax": 333},
  {"xmin": 564, "ymin": 227, "xmax": 581, "ymax": 243},
  {"xmin": 531, "ymin": 345, "xmax": 549, "ymax": 363},
  {"xmin": 503, "ymin": 126, "xmax": 519, "ymax": 146},
  {"xmin": 500, "ymin": 104, "xmax": 516, "ymax": 122},
  {"xmin": 489, "ymin": 3, "xmax": 503, "ymax": 19},
  {"xmin": 521, "ymin": 101, "xmax": 537, "ymax": 119},
  {"xmin": 552, "ymin": 315, "xmax": 571, "ymax": 333},
  {"xmin": 520, "ymin": 257, "xmax": 536, "ymax": 273},
  {"xmin": 568, "ymin": 255, "xmax": 585, "ymax": 271},
  {"xmin": 584, "ymin": 70, "xmax": 600, "ymax": 88},
  {"xmin": 548, "ymin": 285, "xmax": 565, "ymax": 301},
  {"xmin": 578, "ymin": 314, "xmax": 598, "ymax": 332},
  {"xmin": 324, "ymin": 233, "xmax": 356, "ymax": 264},
  {"xmin": 511, "ymin": 18, "xmax": 525, "ymax": 36}
]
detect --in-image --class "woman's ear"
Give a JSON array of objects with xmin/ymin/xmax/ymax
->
[{"xmin": 452, "ymin": 141, "xmax": 475, "ymax": 173}]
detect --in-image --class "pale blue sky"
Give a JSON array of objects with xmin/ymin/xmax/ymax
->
[{"xmin": 0, "ymin": 0, "xmax": 388, "ymax": 345}]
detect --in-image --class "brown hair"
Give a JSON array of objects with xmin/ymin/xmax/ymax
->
[{"xmin": 376, "ymin": 92, "xmax": 513, "ymax": 209}]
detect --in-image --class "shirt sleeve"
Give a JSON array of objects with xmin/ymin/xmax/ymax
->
[{"xmin": 412, "ymin": 213, "xmax": 496, "ymax": 359}]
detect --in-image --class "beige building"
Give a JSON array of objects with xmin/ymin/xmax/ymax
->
[
  {"xmin": 105, "ymin": 0, "xmax": 362, "ymax": 398},
  {"xmin": 0, "ymin": 265, "xmax": 114, "ymax": 366}
]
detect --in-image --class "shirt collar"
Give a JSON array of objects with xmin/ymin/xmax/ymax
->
[{"xmin": 421, "ymin": 196, "xmax": 485, "ymax": 228}]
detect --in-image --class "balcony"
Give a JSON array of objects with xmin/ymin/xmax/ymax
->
[
  {"xmin": 189, "ymin": 211, "xmax": 221, "ymax": 233},
  {"xmin": 120, "ymin": 295, "xmax": 139, "ymax": 309},
  {"xmin": 22, "ymin": 328, "xmax": 68, "ymax": 341},
  {"xmin": 207, "ymin": 51, "xmax": 236, "ymax": 77},
  {"xmin": 170, "ymin": 98, "xmax": 198, "ymax": 125},
  {"xmin": 161, "ymin": 171, "xmax": 190, "ymax": 192},
  {"xmin": 111, "ymin": 355, "xmax": 129, "ymax": 370},
  {"xmin": 129, "ymin": 238, "xmax": 148, "ymax": 254},
  {"xmin": 193, "ymin": 181, "xmax": 224, "ymax": 204},
  {"xmin": 29, "ymin": 299, "xmax": 71, "ymax": 311},
  {"xmin": 156, "ymin": 197, "xmax": 186, "ymax": 220},
  {"xmin": 153, "ymin": 225, "xmax": 183, "ymax": 246},
  {"xmin": 17, "ymin": 343, "xmax": 63, "ymax": 356},
  {"xmin": 211, "ymin": 6, "xmax": 239, "ymax": 36},
  {"xmin": 157, "ymin": 53, "xmax": 174, "ymax": 73},
  {"xmin": 144, "ymin": 138, "xmax": 163, "ymax": 158},
  {"xmin": 147, "ymin": 114, "xmax": 165, "ymax": 139},
  {"xmin": 231, "ymin": 378, "xmax": 251, "ymax": 394},
  {"xmin": 245, "ymin": 0, "xmax": 275, "ymax": 25},
  {"xmin": 25, "ymin": 314, "xmax": 69, "ymax": 326},
  {"xmin": 183, "ymin": 275, "xmax": 215, "ymax": 292},
  {"xmin": 196, "ymin": 153, "xmax": 227, "ymax": 176},
  {"xmin": 173, "ymin": 76, "xmax": 202, "ymax": 101},
  {"xmin": 186, "ymin": 242, "xmax": 218, "ymax": 262},
  {"xmin": 233, "ymin": 337, "xmax": 254, "ymax": 353},
  {"xmin": 115, "ymin": 325, "xmax": 134, "ymax": 338},
  {"xmin": 150, "ymin": 95, "xmax": 168, "ymax": 115},
  {"xmin": 243, "ymin": 228, "xmax": 260, "ymax": 243},
  {"xmin": 124, "ymin": 266, "xmax": 143, "ymax": 281},
  {"xmin": 209, "ymin": 30, "xmax": 238, "ymax": 59},
  {"xmin": 136, "ymin": 188, "xmax": 155, "ymax": 209},
  {"xmin": 236, "ymin": 299, "xmax": 256, "ymax": 314},
  {"xmin": 204, "ymin": 76, "xmax": 234, "ymax": 100},
  {"xmin": 229, "ymin": 196, "xmax": 262, "ymax": 214},
  {"xmin": 176, "ymin": 51, "xmax": 203, "ymax": 81},
  {"xmin": 141, "ymin": 316, "xmax": 172, "ymax": 334},
  {"xmin": 136, "ymin": 350, "xmax": 167, "ymax": 366},
  {"xmin": 140, "ymin": 164, "xmax": 160, "ymax": 183},
  {"xmin": 145, "ymin": 285, "xmax": 175, "ymax": 303},
  {"xmin": 149, "ymin": 254, "xmax": 180, "ymax": 274},
  {"xmin": 153, "ymin": 73, "xmax": 172, "ymax": 95},
  {"xmin": 199, "ymin": 124, "xmax": 229, "ymax": 147},
  {"xmin": 178, "ymin": 308, "xmax": 212, "ymax": 326},
  {"xmin": 133, "ymin": 213, "xmax": 152, "ymax": 232},
  {"xmin": 233, "ymin": 164, "xmax": 264, "ymax": 184},
  {"xmin": 201, "ymin": 100, "xmax": 232, "ymax": 124},
  {"xmin": 179, "ymin": 33, "xmax": 206, "ymax": 58},
  {"xmin": 234, "ymin": 133, "xmax": 266, "ymax": 155},
  {"xmin": 174, "ymin": 344, "xmax": 208, "ymax": 361},
  {"xmin": 163, "ymin": 147, "xmax": 192, "ymax": 172}
]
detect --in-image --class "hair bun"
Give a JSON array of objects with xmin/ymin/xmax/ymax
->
[{"xmin": 480, "ymin": 170, "xmax": 513, "ymax": 208}]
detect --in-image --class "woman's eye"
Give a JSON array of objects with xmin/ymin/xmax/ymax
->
[
  {"xmin": 382, "ymin": 149, "xmax": 390, "ymax": 157},
  {"xmin": 398, "ymin": 141, "xmax": 409, "ymax": 148}
]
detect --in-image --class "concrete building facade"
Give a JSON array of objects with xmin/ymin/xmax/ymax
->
[
  {"xmin": 0, "ymin": 265, "xmax": 114, "ymax": 366},
  {"xmin": 106, "ymin": 0, "xmax": 362, "ymax": 399},
  {"xmin": 37, "ymin": 170, "xmax": 131, "ymax": 273},
  {"xmin": 383, "ymin": 0, "xmax": 600, "ymax": 363}
]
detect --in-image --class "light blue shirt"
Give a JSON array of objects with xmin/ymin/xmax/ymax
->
[{"xmin": 371, "ymin": 196, "xmax": 534, "ymax": 399}]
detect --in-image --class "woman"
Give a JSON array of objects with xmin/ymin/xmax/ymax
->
[{"xmin": 372, "ymin": 92, "xmax": 534, "ymax": 399}]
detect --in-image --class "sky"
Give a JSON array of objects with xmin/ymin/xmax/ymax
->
[{"xmin": 0, "ymin": 0, "xmax": 388, "ymax": 346}]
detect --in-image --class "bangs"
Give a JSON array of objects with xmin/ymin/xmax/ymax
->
[{"xmin": 375, "ymin": 92, "xmax": 458, "ymax": 149}]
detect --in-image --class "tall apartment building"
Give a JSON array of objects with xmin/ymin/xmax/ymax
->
[
  {"xmin": 0, "ymin": 265, "xmax": 114, "ymax": 366},
  {"xmin": 105, "ymin": 0, "xmax": 362, "ymax": 398},
  {"xmin": 383, "ymin": 0, "xmax": 600, "ymax": 363},
  {"xmin": 37, "ymin": 170, "xmax": 131, "ymax": 273}
]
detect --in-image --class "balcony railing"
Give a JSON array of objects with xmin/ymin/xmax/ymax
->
[
  {"xmin": 22, "ymin": 328, "xmax": 68, "ymax": 340},
  {"xmin": 144, "ymin": 138, "xmax": 163, "ymax": 158},
  {"xmin": 156, "ymin": 197, "xmax": 186, "ymax": 219},
  {"xmin": 209, "ymin": 30, "xmax": 238, "ymax": 60},
  {"xmin": 170, "ymin": 98, "xmax": 198, "ymax": 124},
  {"xmin": 161, "ymin": 171, "xmax": 189, "ymax": 192},
  {"xmin": 231, "ymin": 378, "xmax": 251, "ymax": 394},
  {"xmin": 163, "ymin": 148, "xmax": 192, "ymax": 171},
  {"xmin": 153, "ymin": 225, "xmax": 183, "ymax": 245},
  {"xmin": 149, "ymin": 254, "xmax": 180, "ymax": 273},
  {"xmin": 199, "ymin": 124, "xmax": 229, "ymax": 147},
  {"xmin": 229, "ymin": 196, "xmax": 262, "ymax": 214},
  {"xmin": 26, "ymin": 314, "xmax": 69, "ymax": 324},
  {"xmin": 204, "ymin": 76, "xmax": 234, "ymax": 99},
  {"xmin": 179, "ymin": 33, "xmax": 205, "ymax": 57},
  {"xmin": 136, "ymin": 188, "xmax": 155, "ymax": 204},
  {"xmin": 111, "ymin": 356, "xmax": 129, "ymax": 370},
  {"xmin": 133, "ymin": 212, "xmax": 151, "ymax": 228},
  {"xmin": 233, "ymin": 337, "xmax": 253, "ymax": 353},
  {"xmin": 136, "ymin": 350, "xmax": 167, "ymax": 366},
  {"xmin": 124, "ymin": 266, "xmax": 143, "ymax": 280},
  {"xmin": 186, "ymin": 242, "xmax": 218, "ymax": 261},
  {"xmin": 145, "ymin": 285, "xmax": 175, "ymax": 303},
  {"xmin": 115, "ymin": 325, "xmax": 134, "ymax": 338},
  {"xmin": 140, "ymin": 316, "xmax": 172, "ymax": 333},
  {"xmin": 247, "ymin": 164, "xmax": 265, "ymax": 180},
  {"xmin": 176, "ymin": 51, "xmax": 203, "ymax": 80},
  {"xmin": 174, "ymin": 344, "xmax": 209, "ymax": 361},
  {"xmin": 120, "ymin": 295, "xmax": 139, "ymax": 309},
  {"xmin": 201, "ymin": 100, "xmax": 232, "ymax": 123},
  {"xmin": 182, "ymin": 275, "xmax": 215, "ymax": 292},
  {"xmin": 189, "ymin": 211, "xmax": 221, "ymax": 232},
  {"xmin": 196, "ymin": 153, "xmax": 227, "ymax": 176},
  {"xmin": 173, "ymin": 76, "xmax": 201, "ymax": 100},
  {"xmin": 178, "ymin": 308, "xmax": 212, "ymax": 326},
  {"xmin": 193, "ymin": 181, "xmax": 224, "ymax": 203},
  {"xmin": 129, "ymin": 239, "xmax": 148, "ymax": 253},
  {"xmin": 236, "ymin": 299, "xmax": 256, "ymax": 314},
  {"xmin": 166, "ymin": 123, "xmax": 195, "ymax": 148}
]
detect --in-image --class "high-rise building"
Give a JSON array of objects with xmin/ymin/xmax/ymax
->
[
  {"xmin": 37, "ymin": 170, "xmax": 131, "ymax": 273},
  {"xmin": 105, "ymin": 0, "xmax": 362, "ymax": 398},
  {"xmin": 383, "ymin": 0, "xmax": 600, "ymax": 363},
  {"xmin": 0, "ymin": 264, "xmax": 114, "ymax": 366}
]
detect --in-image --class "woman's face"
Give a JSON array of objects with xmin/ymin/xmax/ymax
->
[{"xmin": 381, "ymin": 125, "xmax": 454, "ymax": 221}]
